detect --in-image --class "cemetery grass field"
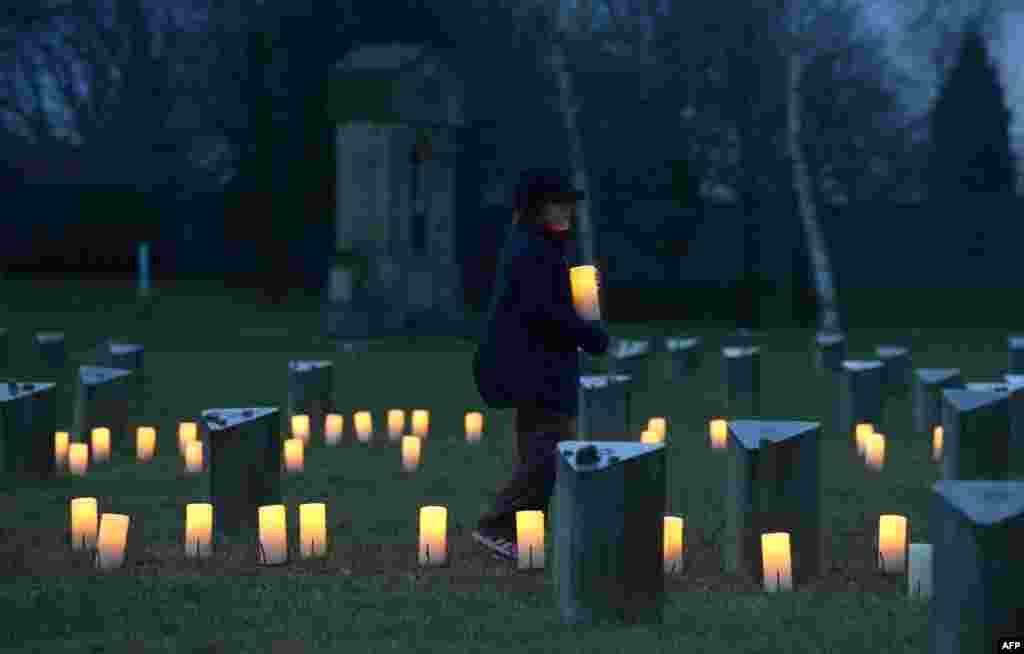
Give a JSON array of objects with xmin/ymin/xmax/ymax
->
[{"xmin": 2, "ymin": 279, "xmax": 1022, "ymax": 654}]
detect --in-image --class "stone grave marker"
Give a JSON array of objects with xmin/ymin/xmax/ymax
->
[
  {"xmin": 0, "ymin": 382, "xmax": 57, "ymax": 478},
  {"xmin": 287, "ymin": 360, "xmax": 334, "ymax": 445},
  {"xmin": 838, "ymin": 360, "xmax": 884, "ymax": 437},
  {"xmin": 1004, "ymin": 374, "xmax": 1024, "ymax": 447},
  {"xmin": 0, "ymin": 328, "xmax": 7, "ymax": 370},
  {"xmin": 814, "ymin": 331, "xmax": 846, "ymax": 374},
  {"xmin": 1008, "ymin": 336, "xmax": 1024, "ymax": 375},
  {"xmin": 876, "ymin": 345, "xmax": 912, "ymax": 393},
  {"xmin": 941, "ymin": 388, "xmax": 1011, "ymax": 481},
  {"xmin": 608, "ymin": 339, "xmax": 652, "ymax": 386},
  {"xmin": 71, "ymin": 366, "xmax": 135, "ymax": 454},
  {"xmin": 723, "ymin": 346, "xmax": 760, "ymax": 418},
  {"xmin": 578, "ymin": 374, "xmax": 632, "ymax": 440},
  {"xmin": 930, "ymin": 480, "xmax": 1024, "ymax": 654},
  {"xmin": 102, "ymin": 341, "xmax": 145, "ymax": 373},
  {"xmin": 555, "ymin": 441, "xmax": 666, "ymax": 625},
  {"xmin": 912, "ymin": 369, "xmax": 963, "ymax": 434},
  {"xmin": 34, "ymin": 332, "xmax": 66, "ymax": 369},
  {"xmin": 723, "ymin": 420, "xmax": 823, "ymax": 586},
  {"xmin": 663, "ymin": 336, "xmax": 701, "ymax": 382}
]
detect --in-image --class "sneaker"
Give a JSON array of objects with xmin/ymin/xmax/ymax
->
[{"xmin": 472, "ymin": 527, "xmax": 517, "ymax": 561}]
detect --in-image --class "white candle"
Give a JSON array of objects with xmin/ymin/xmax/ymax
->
[
  {"xmin": 136, "ymin": 427, "xmax": 156, "ymax": 462},
  {"xmin": 709, "ymin": 419, "xmax": 728, "ymax": 450},
  {"xmin": 70, "ymin": 497, "xmax": 98, "ymax": 551},
  {"xmin": 569, "ymin": 265, "xmax": 601, "ymax": 321},
  {"xmin": 907, "ymin": 543, "xmax": 933, "ymax": 600},
  {"xmin": 178, "ymin": 422, "xmax": 198, "ymax": 456},
  {"xmin": 184, "ymin": 440, "xmax": 203, "ymax": 474},
  {"xmin": 418, "ymin": 506, "xmax": 447, "ymax": 566},
  {"xmin": 932, "ymin": 426, "xmax": 943, "ymax": 462},
  {"xmin": 96, "ymin": 513, "xmax": 130, "ymax": 570},
  {"xmin": 515, "ymin": 510, "xmax": 545, "ymax": 569},
  {"xmin": 648, "ymin": 417, "xmax": 667, "ymax": 441},
  {"xmin": 640, "ymin": 429, "xmax": 662, "ymax": 444},
  {"xmin": 68, "ymin": 443, "xmax": 89, "ymax": 476},
  {"xmin": 91, "ymin": 427, "xmax": 111, "ymax": 463},
  {"xmin": 325, "ymin": 413, "xmax": 343, "ymax": 445},
  {"xmin": 387, "ymin": 410, "xmax": 406, "ymax": 441},
  {"xmin": 663, "ymin": 516, "xmax": 684, "ymax": 574},
  {"xmin": 291, "ymin": 414, "xmax": 310, "ymax": 444},
  {"xmin": 185, "ymin": 503, "xmax": 213, "ymax": 559},
  {"xmin": 258, "ymin": 505, "xmax": 288, "ymax": 565},
  {"xmin": 299, "ymin": 503, "xmax": 327, "ymax": 559},
  {"xmin": 411, "ymin": 410, "xmax": 429, "ymax": 439},
  {"xmin": 283, "ymin": 438, "xmax": 304, "ymax": 473},
  {"xmin": 354, "ymin": 411, "xmax": 372, "ymax": 442},
  {"xmin": 878, "ymin": 514, "xmax": 908, "ymax": 574},
  {"xmin": 761, "ymin": 532, "xmax": 793, "ymax": 592},
  {"xmin": 865, "ymin": 432, "xmax": 886, "ymax": 471},
  {"xmin": 465, "ymin": 411, "xmax": 483, "ymax": 443},
  {"xmin": 855, "ymin": 423, "xmax": 874, "ymax": 458},
  {"xmin": 401, "ymin": 436, "xmax": 421, "ymax": 472},
  {"xmin": 54, "ymin": 431, "xmax": 69, "ymax": 470}
]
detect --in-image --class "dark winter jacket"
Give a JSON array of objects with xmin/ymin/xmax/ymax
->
[{"xmin": 473, "ymin": 220, "xmax": 610, "ymax": 416}]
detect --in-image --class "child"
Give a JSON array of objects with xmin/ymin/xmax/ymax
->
[{"xmin": 471, "ymin": 169, "xmax": 610, "ymax": 561}]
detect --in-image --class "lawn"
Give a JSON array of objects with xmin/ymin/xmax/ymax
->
[{"xmin": 1, "ymin": 278, "xmax": 1018, "ymax": 653}]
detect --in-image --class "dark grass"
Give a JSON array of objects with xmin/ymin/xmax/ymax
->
[{"xmin": 1, "ymin": 278, "xmax": 1021, "ymax": 653}]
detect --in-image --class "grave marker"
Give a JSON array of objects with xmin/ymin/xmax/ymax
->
[
  {"xmin": 0, "ymin": 382, "xmax": 57, "ymax": 478},
  {"xmin": 578, "ymin": 374, "xmax": 632, "ymax": 440},
  {"xmin": 663, "ymin": 336, "xmax": 701, "ymax": 382},
  {"xmin": 912, "ymin": 369, "xmax": 963, "ymax": 434},
  {"xmin": 838, "ymin": 360, "xmax": 884, "ymax": 436},
  {"xmin": 876, "ymin": 345, "xmax": 912, "ymax": 394},
  {"xmin": 34, "ymin": 332, "xmax": 66, "ymax": 369},
  {"xmin": 1008, "ymin": 336, "xmax": 1024, "ymax": 375},
  {"xmin": 287, "ymin": 360, "xmax": 334, "ymax": 445},
  {"xmin": 941, "ymin": 389, "xmax": 1011, "ymax": 481},
  {"xmin": 814, "ymin": 331, "xmax": 846, "ymax": 374},
  {"xmin": 608, "ymin": 339, "xmax": 652, "ymax": 387},
  {"xmin": 71, "ymin": 366, "xmax": 134, "ymax": 454},
  {"xmin": 723, "ymin": 346, "xmax": 760, "ymax": 418}
]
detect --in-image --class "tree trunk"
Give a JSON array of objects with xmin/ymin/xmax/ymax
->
[{"xmin": 787, "ymin": 51, "xmax": 841, "ymax": 334}]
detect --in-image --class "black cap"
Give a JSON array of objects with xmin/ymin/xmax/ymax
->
[{"xmin": 514, "ymin": 169, "xmax": 584, "ymax": 211}]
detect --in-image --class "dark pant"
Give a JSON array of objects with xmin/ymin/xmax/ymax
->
[{"xmin": 477, "ymin": 407, "xmax": 576, "ymax": 533}]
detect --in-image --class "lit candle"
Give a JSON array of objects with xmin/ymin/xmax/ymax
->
[
  {"xmin": 284, "ymin": 438, "xmax": 304, "ymax": 473},
  {"xmin": 878, "ymin": 514, "xmax": 908, "ymax": 574},
  {"xmin": 184, "ymin": 440, "xmax": 203, "ymax": 474},
  {"xmin": 761, "ymin": 532, "xmax": 793, "ymax": 592},
  {"xmin": 865, "ymin": 432, "xmax": 886, "ymax": 471},
  {"xmin": 907, "ymin": 543, "xmax": 933, "ymax": 600},
  {"xmin": 299, "ymin": 503, "xmax": 327, "ymax": 559},
  {"xmin": 354, "ymin": 411, "xmax": 372, "ymax": 442},
  {"xmin": 401, "ymin": 436, "xmax": 421, "ymax": 472},
  {"xmin": 91, "ymin": 427, "xmax": 110, "ymax": 463},
  {"xmin": 640, "ymin": 429, "xmax": 662, "ymax": 444},
  {"xmin": 709, "ymin": 419, "xmax": 728, "ymax": 450},
  {"xmin": 325, "ymin": 413, "xmax": 343, "ymax": 446},
  {"xmin": 648, "ymin": 417, "xmax": 667, "ymax": 441},
  {"xmin": 418, "ymin": 505, "xmax": 447, "ymax": 566},
  {"xmin": 178, "ymin": 422, "xmax": 198, "ymax": 456},
  {"xmin": 96, "ymin": 513, "xmax": 130, "ymax": 571},
  {"xmin": 68, "ymin": 443, "xmax": 89, "ymax": 476},
  {"xmin": 515, "ymin": 510, "xmax": 545, "ymax": 570},
  {"xmin": 184, "ymin": 503, "xmax": 213, "ymax": 559},
  {"xmin": 663, "ymin": 516, "xmax": 684, "ymax": 574},
  {"xmin": 136, "ymin": 427, "xmax": 156, "ymax": 462},
  {"xmin": 70, "ymin": 497, "xmax": 98, "ymax": 551},
  {"xmin": 411, "ymin": 410, "xmax": 429, "ymax": 439},
  {"xmin": 258, "ymin": 505, "xmax": 288, "ymax": 565},
  {"xmin": 387, "ymin": 410, "xmax": 406, "ymax": 441},
  {"xmin": 932, "ymin": 426, "xmax": 943, "ymax": 462},
  {"xmin": 465, "ymin": 411, "xmax": 483, "ymax": 443},
  {"xmin": 569, "ymin": 265, "xmax": 601, "ymax": 321},
  {"xmin": 54, "ymin": 431, "xmax": 70, "ymax": 470},
  {"xmin": 855, "ymin": 423, "xmax": 874, "ymax": 458},
  {"xmin": 291, "ymin": 414, "xmax": 310, "ymax": 444}
]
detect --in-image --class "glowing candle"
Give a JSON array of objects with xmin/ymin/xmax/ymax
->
[
  {"xmin": 283, "ymin": 438, "xmax": 304, "ymax": 473},
  {"xmin": 411, "ymin": 410, "xmax": 429, "ymax": 439},
  {"xmin": 515, "ymin": 510, "xmax": 545, "ymax": 570},
  {"xmin": 761, "ymin": 532, "xmax": 793, "ymax": 592},
  {"xmin": 418, "ymin": 506, "xmax": 447, "ymax": 566},
  {"xmin": 465, "ymin": 411, "xmax": 483, "ymax": 443},
  {"xmin": 401, "ymin": 436, "xmax": 421, "ymax": 472},
  {"xmin": 184, "ymin": 440, "xmax": 203, "ymax": 474},
  {"xmin": 865, "ymin": 432, "xmax": 886, "ymax": 471},
  {"xmin": 908, "ymin": 543, "xmax": 933, "ymax": 600},
  {"xmin": 569, "ymin": 265, "xmax": 601, "ymax": 321},
  {"xmin": 291, "ymin": 414, "xmax": 310, "ymax": 444},
  {"xmin": 663, "ymin": 516, "xmax": 684, "ymax": 574},
  {"xmin": 325, "ymin": 413, "xmax": 343, "ymax": 446},
  {"xmin": 648, "ymin": 417, "xmax": 667, "ymax": 441},
  {"xmin": 258, "ymin": 505, "xmax": 288, "ymax": 565},
  {"xmin": 878, "ymin": 514, "xmax": 908, "ymax": 574},
  {"xmin": 68, "ymin": 443, "xmax": 89, "ymax": 476},
  {"xmin": 299, "ymin": 503, "xmax": 327, "ymax": 559},
  {"xmin": 96, "ymin": 513, "xmax": 130, "ymax": 570},
  {"xmin": 70, "ymin": 497, "xmax": 98, "ymax": 551},
  {"xmin": 709, "ymin": 419, "xmax": 728, "ymax": 450},
  {"xmin": 640, "ymin": 429, "xmax": 662, "ymax": 444},
  {"xmin": 855, "ymin": 423, "xmax": 874, "ymax": 458},
  {"xmin": 354, "ymin": 411, "xmax": 372, "ymax": 442},
  {"xmin": 387, "ymin": 410, "xmax": 406, "ymax": 441},
  {"xmin": 54, "ymin": 431, "xmax": 69, "ymax": 470},
  {"xmin": 91, "ymin": 427, "xmax": 110, "ymax": 463},
  {"xmin": 932, "ymin": 426, "xmax": 943, "ymax": 462},
  {"xmin": 136, "ymin": 427, "xmax": 156, "ymax": 462},
  {"xmin": 184, "ymin": 503, "xmax": 213, "ymax": 559},
  {"xmin": 178, "ymin": 422, "xmax": 197, "ymax": 456}
]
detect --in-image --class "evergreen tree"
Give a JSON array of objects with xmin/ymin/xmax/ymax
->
[{"xmin": 928, "ymin": 24, "xmax": 1017, "ymax": 201}]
